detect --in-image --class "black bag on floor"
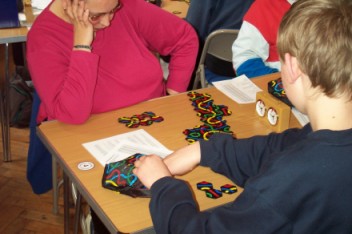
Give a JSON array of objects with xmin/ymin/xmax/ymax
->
[{"xmin": 9, "ymin": 73, "xmax": 33, "ymax": 128}]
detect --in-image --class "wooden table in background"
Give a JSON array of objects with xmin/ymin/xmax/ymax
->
[
  {"xmin": 0, "ymin": 6, "xmax": 35, "ymax": 162},
  {"xmin": 161, "ymin": 0, "xmax": 189, "ymax": 19},
  {"xmin": 38, "ymin": 73, "xmax": 301, "ymax": 233}
]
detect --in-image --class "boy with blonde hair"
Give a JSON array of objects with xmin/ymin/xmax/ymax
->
[{"xmin": 134, "ymin": 0, "xmax": 352, "ymax": 232}]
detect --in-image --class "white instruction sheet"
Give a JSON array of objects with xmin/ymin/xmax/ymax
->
[
  {"xmin": 212, "ymin": 75, "xmax": 262, "ymax": 104},
  {"xmin": 82, "ymin": 129, "xmax": 173, "ymax": 166}
]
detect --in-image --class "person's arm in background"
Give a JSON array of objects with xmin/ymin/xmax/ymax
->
[
  {"xmin": 128, "ymin": 1, "xmax": 198, "ymax": 93},
  {"xmin": 232, "ymin": 21, "xmax": 279, "ymax": 78},
  {"xmin": 231, "ymin": 0, "xmax": 290, "ymax": 78}
]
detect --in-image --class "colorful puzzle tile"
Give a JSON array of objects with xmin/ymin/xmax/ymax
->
[
  {"xmin": 220, "ymin": 184, "xmax": 238, "ymax": 194},
  {"xmin": 205, "ymin": 188, "xmax": 223, "ymax": 199},
  {"xmin": 184, "ymin": 91, "xmax": 234, "ymax": 144},
  {"xmin": 118, "ymin": 111, "xmax": 164, "ymax": 128},
  {"xmin": 196, "ymin": 181, "xmax": 213, "ymax": 191}
]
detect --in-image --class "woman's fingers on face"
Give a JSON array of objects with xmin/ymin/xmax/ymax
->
[
  {"xmin": 66, "ymin": 0, "xmax": 90, "ymax": 26},
  {"xmin": 77, "ymin": 1, "xmax": 85, "ymax": 21},
  {"xmin": 63, "ymin": 0, "xmax": 73, "ymax": 18},
  {"xmin": 83, "ymin": 8, "xmax": 90, "ymax": 24}
]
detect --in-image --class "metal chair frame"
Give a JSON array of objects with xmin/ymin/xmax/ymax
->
[{"xmin": 192, "ymin": 29, "xmax": 239, "ymax": 89}]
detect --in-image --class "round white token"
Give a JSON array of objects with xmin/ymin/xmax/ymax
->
[{"xmin": 78, "ymin": 162, "xmax": 94, "ymax": 171}]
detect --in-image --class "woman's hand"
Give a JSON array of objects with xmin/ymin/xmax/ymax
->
[
  {"xmin": 62, "ymin": 0, "xmax": 94, "ymax": 49},
  {"xmin": 166, "ymin": 88, "xmax": 179, "ymax": 95},
  {"xmin": 133, "ymin": 155, "xmax": 172, "ymax": 189}
]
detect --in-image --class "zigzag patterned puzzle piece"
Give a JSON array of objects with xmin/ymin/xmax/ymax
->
[
  {"xmin": 118, "ymin": 111, "xmax": 164, "ymax": 128},
  {"xmin": 184, "ymin": 91, "xmax": 233, "ymax": 143}
]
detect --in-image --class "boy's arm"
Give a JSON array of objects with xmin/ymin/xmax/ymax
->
[
  {"xmin": 163, "ymin": 142, "xmax": 201, "ymax": 176},
  {"xmin": 150, "ymin": 177, "xmax": 291, "ymax": 233},
  {"xmin": 200, "ymin": 125, "xmax": 311, "ymax": 187}
]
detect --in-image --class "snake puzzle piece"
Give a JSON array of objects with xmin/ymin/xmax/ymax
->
[
  {"xmin": 102, "ymin": 153, "xmax": 151, "ymax": 198},
  {"xmin": 118, "ymin": 111, "xmax": 164, "ymax": 128},
  {"xmin": 205, "ymin": 188, "xmax": 223, "ymax": 199},
  {"xmin": 268, "ymin": 78, "xmax": 293, "ymax": 107},
  {"xmin": 184, "ymin": 91, "xmax": 233, "ymax": 143},
  {"xmin": 197, "ymin": 181, "xmax": 237, "ymax": 199},
  {"xmin": 196, "ymin": 181, "xmax": 213, "ymax": 190},
  {"xmin": 220, "ymin": 184, "xmax": 238, "ymax": 194}
]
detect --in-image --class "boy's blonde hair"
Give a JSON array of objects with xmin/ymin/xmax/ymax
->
[{"xmin": 277, "ymin": 0, "xmax": 352, "ymax": 100}]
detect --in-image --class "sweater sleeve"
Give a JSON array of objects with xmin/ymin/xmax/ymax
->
[
  {"xmin": 232, "ymin": 21, "xmax": 277, "ymax": 78},
  {"xmin": 27, "ymin": 22, "xmax": 100, "ymax": 124},
  {"xmin": 149, "ymin": 125, "xmax": 312, "ymax": 234},
  {"xmin": 127, "ymin": 0, "xmax": 199, "ymax": 92},
  {"xmin": 150, "ymin": 177, "xmax": 292, "ymax": 234},
  {"xmin": 199, "ymin": 124, "xmax": 312, "ymax": 187}
]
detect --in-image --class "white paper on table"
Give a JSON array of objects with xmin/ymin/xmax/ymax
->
[
  {"xmin": 291, "ymin": 107, "xmax": 310, "ymax": 126},
  {"xmin": 82, "ymin": 129, "xmax": 173, "ymax": 166},
  {"xmin": 103, "ymin": 140, "xmax": 173, "ymax": 165},
  {"xmin": 212, "ymin": 75, "xmax": 262, "ymax": 104}
]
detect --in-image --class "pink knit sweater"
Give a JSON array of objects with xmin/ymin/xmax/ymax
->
[{"xmin": 27, "ymin": 0, "xmax": 198, "ymax": 124}]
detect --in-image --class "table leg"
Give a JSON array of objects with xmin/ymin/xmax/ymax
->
[
  {"xmin": 74, "ymin": 191, "xmax": 82, "ymax": 234},
  {"xmin": 52, "ymin": 156, "xmax": 59, "ymax": 214},
  {"xmin": 63, "ymin": 172, "xmax": 70, "ymax": 234},
  {"xmin": 1, "ymin": 43, "xmax": 11, "ymax": 162}
]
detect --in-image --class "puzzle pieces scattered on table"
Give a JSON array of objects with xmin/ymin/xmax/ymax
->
[
  {"xmin": 184, "ymin": 91, "xmax": 233, "ymax": 143},
  {"xmin": 102, "ymin": 153, "xmax": 151, "ymax": 198},
  {"xmin": 118, "ymin": 111, "xmax": 164, "ymax": 128},
  {"xmin": 196, "ymin": 181, "xmax": 237, "ymax": 199}
]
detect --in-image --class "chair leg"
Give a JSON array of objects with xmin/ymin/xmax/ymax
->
[
  {"xmin": 192, "ymin": 71, "xmax": 201, "ymax": 90},
  {"xmin": 52, "ymin": 156, "xmax": 58, "ymax": 214},
  {"xmin": 200, "ymin": 66, "xmax": 207, "ymax": 88}
]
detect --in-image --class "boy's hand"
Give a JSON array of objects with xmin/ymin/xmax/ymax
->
[
  {"xmin": 62, "ymin": 0, "xmax": 94, "ymax": 48},
  {"xmin": 133, "ymin": 155, "xmax": 172, "ymax": 189}
]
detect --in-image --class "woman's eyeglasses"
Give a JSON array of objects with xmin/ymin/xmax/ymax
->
[{"xmin": 88, "ymin": 1, "xmax": 122, "ymax": 24}]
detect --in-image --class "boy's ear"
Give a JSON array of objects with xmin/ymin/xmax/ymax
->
[{"xmin": 284, "ymin": 53, "xmax": 302, "ymax": 83}]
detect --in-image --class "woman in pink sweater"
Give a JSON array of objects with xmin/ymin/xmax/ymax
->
[
  {"xmin": 26, "ymin": 0, "xmax": 198, "ymax": 194},
  {"xmin": 27, "ymin": 0, "xmax": 198, "ymax": 124}
]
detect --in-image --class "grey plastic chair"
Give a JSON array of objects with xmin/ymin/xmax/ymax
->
[{"xmin": 192, "ymin": 29, "xmax": 239, "ymax": 89}]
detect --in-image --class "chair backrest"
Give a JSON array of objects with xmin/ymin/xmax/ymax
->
[
  {"xmin": 193, "ymin": 29, "xmax": 239, "ymax": 89},
  {"xmin": 205, "ymin": 29, "xmax": 239, "ymax": 63}
]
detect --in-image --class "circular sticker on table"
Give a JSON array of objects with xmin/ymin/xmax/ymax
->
[{"xmin": 78, "ymin": 162, "xmax": 94, "ymax": 171}]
